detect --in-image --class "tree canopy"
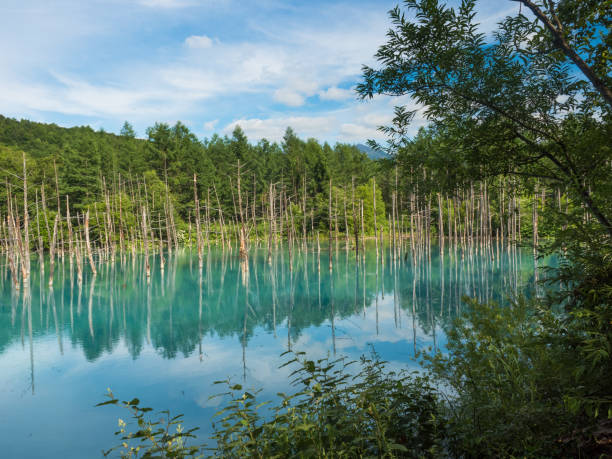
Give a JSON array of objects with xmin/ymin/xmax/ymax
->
[
  {"xmin": 0, "ymin": 115, "xmax": 377, "ymax": 229},
  {"xmin": 357, "ymin": 0, "xmax": 612, "ymax": 238}
]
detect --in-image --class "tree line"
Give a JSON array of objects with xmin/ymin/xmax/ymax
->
[{"xmin": 0, "ymin": 112, "xmax": 558, "ymax": 255}]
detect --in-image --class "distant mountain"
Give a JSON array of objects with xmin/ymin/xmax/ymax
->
[{"xmin": 356, "ymin": 143, "xmax": 388, "ymax": 160}]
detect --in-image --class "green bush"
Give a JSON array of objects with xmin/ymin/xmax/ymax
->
[
  {"xmin": 428, "ymin": 297, "xmax": 578, "ymax": 457},
  {"xmin": 100, "ymin": 352, "xmax": 445, "ymax": 458},
  {"xmin": 210, "ymin": 352, "xmax": 445, "ymax": 458},
  {"xmin": 97, "ymin": 392, "xmax": 203, "ymax": 458}
]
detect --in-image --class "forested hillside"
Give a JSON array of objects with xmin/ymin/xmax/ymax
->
[
  {"xmin": 0, "ymin": 112, "xmax": 565, "ymax": 256},
  {"xmin": 0, "ymin": 115, "xmax": 375, "ymax": 221}
]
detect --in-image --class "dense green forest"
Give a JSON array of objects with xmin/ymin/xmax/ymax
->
[
  {"xmin": 0, "ymin": 111, "xmax": 561, "ymax": 256},
  {"xmin": 0, "ymin": 114, "xmax": 374, "ymax": 227}
]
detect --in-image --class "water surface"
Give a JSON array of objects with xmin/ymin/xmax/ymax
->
[{"xmin": 0, "ymin": 242, "xmax": 550, "ymax": 458}]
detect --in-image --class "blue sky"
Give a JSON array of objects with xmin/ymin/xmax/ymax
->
[{"xmin": 0, "ymin": 0, "xmax": 518, "ymax": 143}]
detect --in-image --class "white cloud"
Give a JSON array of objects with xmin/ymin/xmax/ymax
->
[
  {"xmin": 339, "ymin": 123, "xmax": 382, "ymax": 141},
  {"xmin": 477, "ymin": 5, "xmax": 521, "ymax": 35},
  {"xmin": 223, "ymin": 116, "xmax": 335, "ymax": 142},
  {"xmin": 203, "ymin": 119, "xmax": 218, "ymax": 130},
  {"xmin": 273, "ymin": 88, "xmax": 305, "ymax": 107},
  {"xmin": 273, "ymin": 79, "xmax": 319, "ymax": 107},
  {"xmin": 139, "ymin": 0, "xmax": 195, "ymax": 8},
  {"xmin": 0, "ymin": 0, "xmax": 429, "ymax": 143},
  {"xmin": 287, "ymin": 79, "xmax": 318, "ymax": 95},
  {"xmin": 359, "ymin": 112, "xmax": 392, "ymax": 127},
  {"xmin": 319, "ymin": 86, "xmax": 354, "ymax": 101},
  {"xmin": 185, "ymin": 34, "xmax": 213, "ymax": 49},
  {"xmin": 159, "ymin": 44, "xmax": 286, "ymax": 98},
  {"xmin": 219, "ymin": 93, "xmax": 428, "ymax": 144}
]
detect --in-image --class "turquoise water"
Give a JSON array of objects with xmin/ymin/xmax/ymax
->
[{"xmin": 0, "ymin": 242, "xmax": 549, "ymax": 458}]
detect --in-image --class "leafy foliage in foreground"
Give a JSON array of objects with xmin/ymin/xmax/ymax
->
[
  {"xmin": 430, "ymin": 298, "xmax": 579, "ymax": 457},
  {"xmin": 210, "ymin": 352, "xmax": 444, "ymax": 458},
  {"xmin": 100, "ymin": 352, "xmax": 445, "ymax": 458},
  {"xmin": 97, "ymin": 392, "xmax": 202, "ymax": 458}
]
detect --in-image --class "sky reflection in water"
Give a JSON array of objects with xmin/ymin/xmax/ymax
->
[{"xmin": 0, "ymin": 242, "xmax": 551, "ymax": 458}]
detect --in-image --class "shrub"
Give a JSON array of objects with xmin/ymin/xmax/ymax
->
[{"xmin": 100, "ymin": 352, "xmax": 446, "ymax": 458}]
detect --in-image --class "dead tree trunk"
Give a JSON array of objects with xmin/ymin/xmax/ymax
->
[
  {"xmin": 193, "ymin": 174, "xmax": 203, "ymax": 269},
  {"xmin": 48, "ymin": 214, "xmax": 59, "ymax": 287},
  {"xmin": 237, "ymin": 160, "xmax": 248, "ymax": 260},
  {"xmin": 84, "ymin": 210, "xmax": 97, "ymax": 276},
  {"xmin": 22, "ymin": 152, "xmax": 30, "ymax": 280},
  {"xmin": 373, "ymin": 178, "xmax": 378, "ymax": 259},
  {"xmin": 328, "ymin": 179, "xmax": 333, "ymax": 270}
]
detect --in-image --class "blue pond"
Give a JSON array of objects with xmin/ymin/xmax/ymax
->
[{"xmin": 0, "ymin": 242, "xmax": 550, "ymax": 458}]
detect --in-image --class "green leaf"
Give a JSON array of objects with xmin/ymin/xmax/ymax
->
[{"xmin": 96, "ymin": 399, "xmax": 119, "ymax": 407}]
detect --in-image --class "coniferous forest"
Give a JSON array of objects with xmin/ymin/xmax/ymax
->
[
  {"xmin": 0, "ymin": 111, "xmax": 567, "ymax": 267},
  {"xmin": 1, "ymin": 0, "xmax": 611, "ymax": 457}
]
